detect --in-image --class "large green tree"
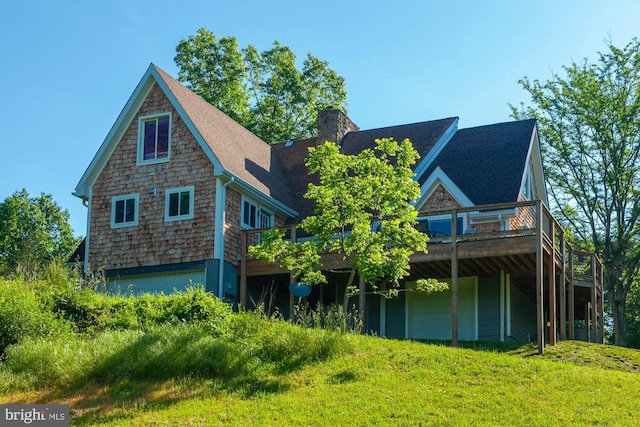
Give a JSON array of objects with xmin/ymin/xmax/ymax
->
[
  {"xmin": 0, "ymin": 189, "xmax": 79, "ymax": 277},
  {"xmin": 512, "ymin": 38, "xmax": 640, "ymax": 346},
  {"xmin": 175, "ymin": 28, "xmax": 348, "ymax": 143},
  {"xmin": 249, "ymin": 138, "xmax": 445, "ymax": 316}
]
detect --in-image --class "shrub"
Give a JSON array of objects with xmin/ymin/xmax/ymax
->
[
  {"xmin": 52, "ymin": 285, "xmax": 232, "ymax": 334},
  {"xmin": 0, "ymin": 279, "xmax": 72, "ymax": 355}
]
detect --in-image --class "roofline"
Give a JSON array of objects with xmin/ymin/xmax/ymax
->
[
  {"xmin": 414, "ymin": 117, "xmax": 459, "ymax": 179},
  {"xmin": 217, "ymin": 171, "xmax": 298, "ymax": 219},
  {"xmin": 354, "ymin": 117, "xmax": 459, "ymax": 134},
  {"xmin": 73, "ymin": 64, "xmax": 226, "ymax": 200},
  {"xmin": 530, "ymin": 123, "xmax": 549, "ymax": 206}
]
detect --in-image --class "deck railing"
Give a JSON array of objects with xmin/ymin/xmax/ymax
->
[{"xmin": 242, "ymin": 200, "xmax": 602, "ymax": 288}]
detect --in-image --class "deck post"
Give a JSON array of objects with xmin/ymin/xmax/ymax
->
[
  {"xmin": 548, "ymin": 218, "xmax": 557, "ymax": 346},
  {"xmin": 559, "ymin": 231, "xmax": 567, "ymax": 341},
  {"xmin": 568, "ymin": 248, "xmax": 575, "ymax": 340},
  {"xmin": 240, "ymin": 230, "xmax": 247, "ymax": 308},
  {"xmin": 591, "ymin": 255, "xmax": 598, "ymax": 344},
  {"xmin": 598, "ymin": 262, "xmax": 604, "ymax": 344},
  {"xmin": 585, "ymin": 302, "xmax": 591, "ymax": 343},
  {"xmin": 451, "ymin": 208, "xmax": 459, "ymax": 347},
  {"xmin": 535, "ymin": 200, "xmax": 545, "ymax": 355}
]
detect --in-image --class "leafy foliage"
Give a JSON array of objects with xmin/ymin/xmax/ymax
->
[
  {"xmin": 0, "ymin": 189, "xmax": 80, "ymax": 278},
  {"xmin": 53, "ymin": 285, "xmax": 232, "ymax": 335},
  {"xmin": 174, "ymin": 28, "xmax": 347, "ymax": 143},
  {"xmin": 512, "ymin": 38, "xmax": 640, "ymax": 346},
  {"xmin": 250, "ymin": 138, "xmax": 441, "ymax": 309},
  {"xmin": 0, "ymin": 279, "xmax": 72, "ymax": 356}
]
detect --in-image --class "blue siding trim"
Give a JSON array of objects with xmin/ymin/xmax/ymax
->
[
  {"xmin": 509, "ymin": 283, "xmax": 537, "ymax": 342},
  {"xmin": 385, "ymin": 291, "xmax": 406, "ymax": 339},
  {"xmin": 477, "ymin": 276, "xmax": 501, "ymax": 341},
  {"xmin": 104, "ymin": 260, "xmax": 207, "ymax": 278}
]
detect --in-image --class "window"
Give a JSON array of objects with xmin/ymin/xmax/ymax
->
[
  {"xmin": 522, "ymin": 169, "xmax": 533, "ymax": 200},
  {"xmin": 111, "ymin": 194, "xmax": 139, "ymax": 228},
  {"xmin": 242, "ymin": 199, "xmax": 273, "ymax": 229},
  {"xmin": 138, "ymin": 113, "xmax": 171, "ymax": 164},
  {"xmin": 165, "ymin": 186, "xmax": 194, "ymax": 222}
]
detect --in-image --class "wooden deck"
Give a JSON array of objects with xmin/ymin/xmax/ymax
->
[{"xmin": 240, "ymin": 200, "xmax": 604, "ymax": 354}]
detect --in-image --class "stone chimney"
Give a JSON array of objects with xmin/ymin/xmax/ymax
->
[{"xmin": 316, "ymin": 108, "xmax": 359, "ymax": 146}]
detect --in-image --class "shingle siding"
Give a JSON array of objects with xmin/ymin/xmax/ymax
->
[{"xmin": 89, "ymin": 83, "xmax": 216, "ymax": 270}]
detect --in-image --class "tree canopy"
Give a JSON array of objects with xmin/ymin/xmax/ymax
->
[
  {"xmin": 174, "ymin": 28, "xmax": 348, "ymax": 144},
  {"xmin": 249, "ymin": 138, "xmax": 446, "ymax": 313},
  {"xmin": 512, "ymin": 38, "xmax": 640, "ymax": 346},
  {"xmin": 0, "ymin": 189, "xmax": 79, "ymax": 277}
]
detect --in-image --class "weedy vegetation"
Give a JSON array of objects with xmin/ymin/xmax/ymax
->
[{"xmin": 1, "ymin": 270, "xmax": 639, "ymax": 426}]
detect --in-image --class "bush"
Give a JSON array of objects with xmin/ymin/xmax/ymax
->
[
  {"xmin": 0, "ymin": 279, "xmax": 72, "ymax": 356},
  {"xmin": 52, "ymin": 285, "xmax": 232, "ymax": 334}
]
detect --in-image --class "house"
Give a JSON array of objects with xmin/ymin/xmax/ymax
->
[{"xmin": 72, "ymin": 64, "xmax": 603, "ymax": 353}]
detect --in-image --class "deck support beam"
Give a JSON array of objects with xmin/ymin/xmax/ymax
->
[
  {"xmin": 591, "ymin": 257, "xmax": 598, "ymax": 343},
  {"xmin": 536, "ymin": 201, "xmax": 545, "ymax": 355},
  {"xmin": 559, "ymin": 234, "xmax": 567, "ymax": 340},
  {"xmin": 451, "ymin": 209, "xmax": 459, "ymax": 347},
  {"xmin": 568, "ymin": 251, "xmax": 575, "ymax": 340},
  {"xmin": 548, "ymin": 222, "xmax": 557, "ymax": 346}
]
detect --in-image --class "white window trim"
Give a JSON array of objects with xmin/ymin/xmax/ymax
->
[
  {"xmin": 241, "ymin": 197, "xmax": 273, "ymax": 229},
  {"xmin": 137, "ymin": 112, "xmax": 172, "ymax": 166},
  {"xmin": 165, "ymin": 186, "xmax": 194, "ymax": 222},
  {"xmin": 111, "ymin": 194, "xmax": 139, "ymax": 228}
]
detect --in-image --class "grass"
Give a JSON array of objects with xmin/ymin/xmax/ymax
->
[{"xmin": 1, "ymin": 327, "xmax": 639, "ymax": 426}]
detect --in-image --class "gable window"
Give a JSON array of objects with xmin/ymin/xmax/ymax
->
[
  {"xmin": 138, "ymin": 113, "xmax": 171, "ymax": 164},
  {"xmin": 111, "ymin": 194, "xmax": 139, "ymax": 228},
  {"xmin": 242, "ymin": 199, "xmax": 273, "ymax": 229},
  {"xmin": 165, "ymin": 186, "xmax": 194, "ymax": 222},
  {"xmin": 522, "ymin": 169, "xmax": 533, "ymax": 200}
]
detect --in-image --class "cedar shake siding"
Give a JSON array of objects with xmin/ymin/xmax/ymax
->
[
  {"xmin": 419, "ymin": 184, "xmax": 461, "ymax": 212},
  {"xmin": 223, "ymin": 188, "xmax": 288, "ymax": 266},
  {"xmin": 89, "ymin": 83, "xmax": 216, "ymax": 270}
]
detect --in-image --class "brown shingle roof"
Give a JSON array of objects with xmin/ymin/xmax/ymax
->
[
  {"xmin": 273, "ymin": 117, "xmax": 457, "ymax": 222},
  {"xmin": 153, "ymin": 65, "xmax": 295, "ymax": 209}
]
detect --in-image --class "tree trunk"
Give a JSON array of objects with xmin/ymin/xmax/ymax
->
[
  {"xmin": 611, "ymin": 298, "xmax": 627, "ymax": 347},
  {"xmin": 342, "ymin": 269, "xmax": 356, "ymax": 316}
]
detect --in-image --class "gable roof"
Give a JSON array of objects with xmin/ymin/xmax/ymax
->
[
  {"xmin": 74, "ymin": 64, "xmax": 296, "ymax": 216},
  {"xmin": 272, "ymin": 117, "xmax": 458, "ymax": 221},
  {"xmin": 420, "ymin": 119, "xmax": 537, "ymax": 206}
]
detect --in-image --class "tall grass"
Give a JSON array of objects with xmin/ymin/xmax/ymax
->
[{"xmin": 0, "ymin": 315, "xmax": 350, "ymax": 392}]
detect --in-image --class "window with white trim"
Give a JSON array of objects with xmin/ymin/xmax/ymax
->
[
  {"xmin": 138, "ymin": 113, "xmax": 171, "ymax": 164},
  {"xmin": 111, "ymin": 194, "xmax": 139, "ymax": 228},
  {"xmin": 522, "ymin": 169, "xmax": 533, "ymax": 200},
  {"xmin": 165, "ymin": 186, "xmax": 194, "ymax": 222},
  {"xmin": 242, "ymin": 199, "xmax": 273, "ymax": 229}
]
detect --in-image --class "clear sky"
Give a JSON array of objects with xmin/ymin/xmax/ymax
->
[{"xmin": 1, "ymin": 0, "xmax": 638, "ymax": 237}]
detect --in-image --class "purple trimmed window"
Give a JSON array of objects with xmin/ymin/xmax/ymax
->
[{"xmin": 142, "ymin": 116, "xmax": 170, "ymax": 161}]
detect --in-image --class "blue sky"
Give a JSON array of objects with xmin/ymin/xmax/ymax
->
[{"xmin": 1, "ymin": 0, "xmax": 638, "ymax": 237}]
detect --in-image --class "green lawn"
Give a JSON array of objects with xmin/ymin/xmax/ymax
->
[{"xmin": 2, "ymin": 334, "xmax": 639, "ymax": 426}]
